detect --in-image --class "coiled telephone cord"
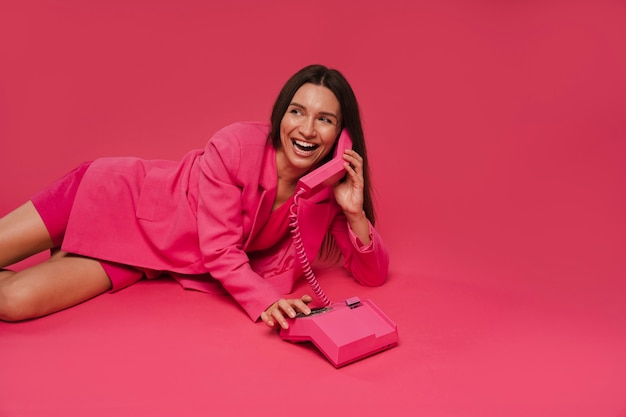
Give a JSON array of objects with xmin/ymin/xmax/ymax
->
[{"xmin": 288, "ymin": 189, "xmax": 331, "ymax": 306}]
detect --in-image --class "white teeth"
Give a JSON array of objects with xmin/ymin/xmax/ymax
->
[{"xmin": 294, "ymin": 139, "xmax": 315, "ymax": 149}]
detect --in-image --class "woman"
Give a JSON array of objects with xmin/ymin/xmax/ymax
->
[{"xmin": 0, "ymin": 64, "xmax": 389, "ymax": 328}]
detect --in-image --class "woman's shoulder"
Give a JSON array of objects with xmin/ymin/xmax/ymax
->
[
  {"xmin": 211, "ymin": 121, "xmax": 270, "ymax": 147},
  {"xmin": 200, "ymin": 122, "xmax": 274, "ymax": 180}
]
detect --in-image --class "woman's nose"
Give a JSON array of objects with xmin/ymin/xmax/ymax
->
[{"xmin": 299, "ymin": 117, "xmax": 316, "ymax": 138}]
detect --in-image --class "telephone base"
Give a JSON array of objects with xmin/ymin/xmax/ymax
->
[{"xmin": 279, "ymin": 297, "xmax": 399, "ymax": 368}]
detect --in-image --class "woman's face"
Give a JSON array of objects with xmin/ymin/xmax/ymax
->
[{"xmin": 278, "ymin": 83, "xmax": 341, "ymax": 176}]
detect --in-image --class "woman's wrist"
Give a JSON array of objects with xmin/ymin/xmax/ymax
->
[
  {"xmin": 345, "ymin": 210, "xmax": 371, "ymax": 245},
  {"xmin": 344, "ymin": 209, "xmax": 367, "ymax": 223}
]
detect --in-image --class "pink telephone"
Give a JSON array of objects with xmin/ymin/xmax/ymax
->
[
  {"xmin": 280, "ymin": 130, "xmax": 399, "ymax": 367},
  {"xmin": 297, "ymin": 129, "xmax": 354, "ymax": 196}
]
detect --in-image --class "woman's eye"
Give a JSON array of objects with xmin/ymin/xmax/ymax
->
[{"xmin": 289, "ymin": 108, "xmax": 302, "ymax": 115}]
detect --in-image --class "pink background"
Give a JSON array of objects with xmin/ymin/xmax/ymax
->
[{"xmin": 1, "ymin": 0, "xmax": 625, "ymax": 416}]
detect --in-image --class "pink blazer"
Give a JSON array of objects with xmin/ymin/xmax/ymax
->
[{"xmin": 62, "ymin": 122, "xmax": 389, "ymax": 320}]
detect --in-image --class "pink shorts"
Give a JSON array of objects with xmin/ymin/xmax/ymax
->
[{"xmin": 31, "ymin": 162, "xmax": 144, "ymax": 292}]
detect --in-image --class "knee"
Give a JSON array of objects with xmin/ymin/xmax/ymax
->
[{"xmin": 0, "ymin": 277, "xmax": 38, "ymax": 322}]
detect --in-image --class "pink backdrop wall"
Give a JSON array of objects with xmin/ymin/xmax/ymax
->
[
  {"xmin": 2, "ymin": 0, "xmax": 624, "ymax": 282},
  {"xmin": 1, "ymin": 1, "xmax": 625, "ymax": 416}
]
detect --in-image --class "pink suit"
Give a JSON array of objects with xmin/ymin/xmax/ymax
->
[{"xmin": 61, "ymin": 122, "xmax": 389, "ymax": 320}]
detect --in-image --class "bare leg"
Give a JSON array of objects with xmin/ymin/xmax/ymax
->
[
  {"xmin": 0, "ymin": 201, "xmax": 54, "ymax": 268},
  {"xmin": 0, "ymin": 201, "xmax": 112, "ymax": 321},
  {"xmin": 0, "ymin": 250, "xmax": 112, "ymax": 321}
]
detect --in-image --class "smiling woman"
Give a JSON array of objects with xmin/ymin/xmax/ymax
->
[
  {"xmin": 278, "ymin": 83, "xmax": 342, "ymax": 177},
  {"xmin": 0, "ymin": 64, "xmax": 389, "ymax": 330},
  {"xmin": 274, "ymin": 83, "xmax": 342, "ymax": 210}
]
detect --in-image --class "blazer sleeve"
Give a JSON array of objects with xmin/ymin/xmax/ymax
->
[
  {"xmin": 195, "ymin": 126, "xmax": 282, "ymax": 321},
  {"xmin": 327, "ymin": 210, "xmax": 390, "ymax": 287}
]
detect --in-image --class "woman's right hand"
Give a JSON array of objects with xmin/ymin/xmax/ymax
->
[{"xmin": 260, "ymin": 295, "xmax": 313, "ymax": 329}]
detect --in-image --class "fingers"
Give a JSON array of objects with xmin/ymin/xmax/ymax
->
[
  {"xmin": 293, "ymin": 296, "xmax": 312, "ymax": 316},
  {"xmin": 335, "ymin": 150, "xmax": 364, "ymax": 207},
  {"xmin": 342, "ymin": 150, "xmax": 364, "ymax": 182},
  {"xmin": 261, "ymin": 296, "xmax": 314, "ymax": 329},
  {"xmin": 343, "ymin": 149, "xmax": 362, "ymax": 167}
]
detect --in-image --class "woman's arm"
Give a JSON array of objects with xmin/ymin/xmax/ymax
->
[
  {"xmin": 330, "ymin": 148, "xmax": 389, "ymax": 285},
  {"xmin": 329, "ymin": 212, "xmax": 389, "ymax": 287},
  {"xmin": 195, "ymin": 125, "xmax": 283, "ymax": 321}
]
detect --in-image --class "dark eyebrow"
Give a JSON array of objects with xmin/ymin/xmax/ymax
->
[{"xmin": 289, "ymin": 102, "xmax": 339, "ymax": 120}]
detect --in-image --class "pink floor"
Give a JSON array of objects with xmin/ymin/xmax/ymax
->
[{"xmin": 1, "ymin": 1, "xmax": 625, "ymax": 416}]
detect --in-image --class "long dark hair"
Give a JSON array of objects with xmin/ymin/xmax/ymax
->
[{"xmin": 269, "ymin": 64, "xmax": 376, "ymax": 225}]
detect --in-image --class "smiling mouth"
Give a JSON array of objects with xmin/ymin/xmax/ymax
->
[{"xmin": 292, "ymin": 139, "xmax": 319, "ymax": 153}]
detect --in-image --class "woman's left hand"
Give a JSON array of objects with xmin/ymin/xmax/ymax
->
[
  {"xmin": 333, "ymin": 149, "xmax": 365, "ymax": 215},
  {"xmin": 333, "ymin": 149, "xmax": 372, "ymax": 245}
]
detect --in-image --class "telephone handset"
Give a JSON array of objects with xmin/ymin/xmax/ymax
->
[
  {"xmin": 297, "ymin": 129, "xmax": 353, "ymax": 196},
  {"xmin": 281, "ymin": 129, "xmax": 399, "ymax": 368}
]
